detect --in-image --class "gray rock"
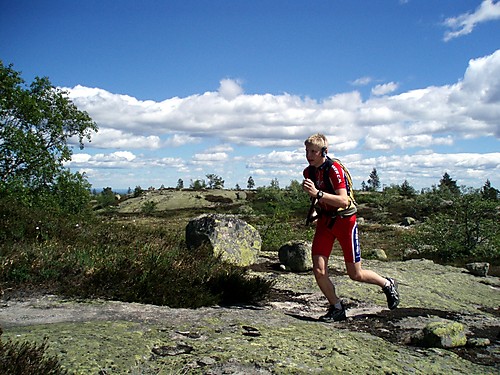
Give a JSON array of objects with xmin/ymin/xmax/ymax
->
[
  {"xmin": 466, "ymin": 262, "xmax": 490, "ymax": 277},
  {"xmin": 278, "ymin": 240, "xmax": 312, "ymax": 272},
  {"xmin": 403, "ymin": 248, "xmax": 422, "ymax": 261},
  {"xmin": 402, "ymin": 217, "xmax": 416, "ymax": 226},
  {"xmin": 185, "ymin": 214, "xmax": 261, "ymax": 267},
  {"xmin": 363, "ymin": 248, "xmax": 388, "ymax": 261},
  {"xmin": 418, "ymin": 321, "xmax": 467, "ymax": 348}
]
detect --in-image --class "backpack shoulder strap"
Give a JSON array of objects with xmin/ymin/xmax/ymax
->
[{"xmin": 322, "ymin": 158, "xmax": 335, "ymax": 194}]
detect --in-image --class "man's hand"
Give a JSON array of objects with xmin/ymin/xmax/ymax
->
[{"xmin": 302, "ymin": 178, "xmax": 318, "ymax": 198}]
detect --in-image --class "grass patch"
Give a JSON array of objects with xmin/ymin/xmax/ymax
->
[{"xmin": 0, "ymin": 217, "xmax": 274, "ymax": 308}]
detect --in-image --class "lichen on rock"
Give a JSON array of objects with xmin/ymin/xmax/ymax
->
[{"xmin": 185, "ymin": 214, "xmax": 261, "ymax": 267}]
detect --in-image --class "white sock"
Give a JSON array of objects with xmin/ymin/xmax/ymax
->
[{"xmin": 383, "ymin": 279, "xmax": 391, "ymax": 288}]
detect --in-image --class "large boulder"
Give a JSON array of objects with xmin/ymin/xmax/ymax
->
[
  {"xmin": 185, "ymin": 214, "xmax": 261, "ymax": 267},
  {"xmin": 278, "ymin": 241, "xmax": 312, "ymax": 272}
]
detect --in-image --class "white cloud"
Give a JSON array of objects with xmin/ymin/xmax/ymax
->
[
  {"xmin": 192, "ymin": 152, "xmax": 228, "ymax": 162},
  {"xmin": 67, "ymin": 50, "xmax": 500, "ymax": 151},
  {"xmin": 164, "ymin": 134, "xmax": 202, "ymax": 147},
  {"xmin": 64, "ymin": 50, "xmax": 500, "ymax": 189},
  {"xmin": 218, "ymin": 78, "xmax": 244, "ymax": 100},
  {"xmin": 351, "ymin": 76, "xmax": 373, "ymax": 86},
  {"xmin": 88, "ymin": 128, "xmax": 161, "ymax": 149},
  {"xmin": 371, "ymin": 82, "xmax": 399, "ymax": 96},
  {"xmin": 443, "ymin": 0, "xmax": 500, "ymax": 41}
]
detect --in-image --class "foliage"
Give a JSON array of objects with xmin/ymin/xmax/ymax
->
[
  {"xmin": 0, "ymin": 61, "xmax": 96, "ymax": 240},
  {"xmin": 438, "ymin": 172, "xmax": 461, "ymax": 196},
  {"xmin": 141, "ymin": 200, "xmax": 158, "ymax": 215},
  {"xmin": 176, "ymin": 178, "xmax": 184, "ymax": 190},
  {"xmin": 404, "ymin": 190, "xmax": 500, "ymax": 263},
  {"xmin": 0, "ymin": 61, "xmax": 97, "ymax": 191},
  {"xmin": 367, "ymin": 168, "xmax": 381, "ymax": 191},
  {"xmin": 95, "ymin": 187, "xmax": 117, "ymax": 208},
  {"xmin": 0, "ymin": 329, "xmax": 69, "ymax": 375},
  {"xmin": 133, "ymin": 186, "xmax": 143, "ymax": 197},
  {"xmin": 206, "ymin": 173, "xmax": 224, "ymax": 189},
  {"xmin": 247, "ymin": 176, "xmax": 255, "ymax": 189},
  {"xmin": 249, "ymin": 179, "xmax": 311, "ymax": 251},
  {"xmin": 481, "ymin": 179, "xmax": 499, "ymax": 201},
  {"xmin": 190, "ymin": 179, "xmax": 206, "ymax": 190},
  {"xmin": 0, "ymin": 219, "xmax": 274, "ymax": 308}
]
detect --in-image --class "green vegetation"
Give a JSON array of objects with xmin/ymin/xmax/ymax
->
[
  {"xmin": 0, "ymin": 328, "xmax": 69, "ymax": 375},
  {"xmin": 1, "ymin": 61, "xmax": 499, "ymax": 371}
]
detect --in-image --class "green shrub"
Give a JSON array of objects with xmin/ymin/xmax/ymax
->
[
  {"xmin": 404, "ymin": 192, "xmax": 500, "ymax": 263},
  {"xmin": 0, "ymin": 220, "xmax": 274, "ymax": 308},
  {"xmin": 0, "ymin": 329, "xmax": 69, "ymax": 375},
  {"xmin": 141, "ymin": 200, "xmax": 158, "ymax": 215}
]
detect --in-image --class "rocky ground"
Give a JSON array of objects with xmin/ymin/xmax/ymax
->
[{"xmin": 1, "ymin": 252, "xmax": 499, "ymax": 374}]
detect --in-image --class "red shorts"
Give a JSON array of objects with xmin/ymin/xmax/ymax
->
[{"xmin": 311, "ymin": 214, "xmax": 361, "ymax": 263}]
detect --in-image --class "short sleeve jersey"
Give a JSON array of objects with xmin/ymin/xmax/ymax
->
[{"xmin": 303, "ymin": 160, "xmax": 346, "ymax": 211}]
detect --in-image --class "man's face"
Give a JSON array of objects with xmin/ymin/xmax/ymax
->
[{"xmin": 305, "ymin": 145, "xmax": 325, "ymax": 167}]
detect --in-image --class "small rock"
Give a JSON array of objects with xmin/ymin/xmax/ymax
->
[
  {"xmin": 363, "ymin": 248, "xmax": 387, "ymax": 261},
  {"xmin": 152, "ymin": 343, "xmax": 194, "ymax": 356},
  {"xmin": 420, "ymin": 321, "xmax": 467, "ymax": 348},
  {"xmin": 197, "ymin": 356, "xmax": 217, "ymax": 366},
  {"xmin": 242, "ymin": 325, "xmax": 261, "ymax": 337},
  {"xmin": 278, "ymin": 240, "xmax": 312, "ymax": 272},
  {"xmin": 401, "ymin": 217, "xmax": 416, "ymax": 226},
  {"xmin": 465, "ymin": 262, "xmax": 489, "ymax": 277}
]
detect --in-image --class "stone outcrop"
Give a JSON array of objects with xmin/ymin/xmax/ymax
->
[
  {"xmin": 466, "ymin": 262, "xmax": 490, "ymax": 277},
  {"xmin": 1, "ymin": 255, "xmax": 499, "ymax": 374},
  {"xmin": 278, "ymin": 241, "xmax": 312, "ymax": 272},
  {"xmin": 185, "ymin": 214, "xmax": 261, "ymax": 267}
]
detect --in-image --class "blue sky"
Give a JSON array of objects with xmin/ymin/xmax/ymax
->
[{"xmin": 1, "ymin": 0, "xmax": 499, "ymax": 191}]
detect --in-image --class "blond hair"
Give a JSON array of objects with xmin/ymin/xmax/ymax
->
[{"xmin": 304, "ymin": 133, "xmax": 328, "ymax": 149}]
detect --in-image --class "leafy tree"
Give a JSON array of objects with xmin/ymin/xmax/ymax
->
[
  {"xmin": 367, "ymin": 168, "xmax": 380, "ymax": 191},
  {"xmin": 206, "ymin": 173, "xmax": 224, "ymax": 189},
  {"xmin": 190, "ymin": 179, "xmax": 206, "ymax": 190},
  {"xmin": 0, "ymin": 61, "xmax": 97, "ymax": 226},
  {"xmin": 438, "ymin": 172, "xmax": 460, "ymax": 196},
  {"xmin": 176, "ymin": 178, "xmax": 184, "ymax": 190},
  {"xmin": 270, "ymin": 178, "xmax": 280, "ymax": 190},
  {"xmin": 97, "ymin": 187, "xmax": 117, "ymax": 207},
  {"xmin": 400, "ymin": 179, "xmax": 417, "ymax": 198},
  {"xmin": 407, "ymin": 191, "xmax": 500, "ymax": 262},
  {"xmin": 133, "ymin": 186, "xmax": 143, "ymax": 197},
  {"xmin": 247, "ymin": 176, "xmax": 255, "ymax": 189},
  {"xmin": 481, "ymin": 179, "xmax": 499, "ymax": 201},
  {"xmin": 0, "ymin": 61, "xmax": 97, "ymax": 194}
]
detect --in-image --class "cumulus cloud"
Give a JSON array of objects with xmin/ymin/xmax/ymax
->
[
  {"xmin": 87, "ymin": 128, "xmax": 161, "ymax": 149},
  {"xmin": 371, "ymin": 82, "xmax": 399, "ymax": 96},
  {"xmin": 351, "ymin": 76, "xmax": 373, "ymax": 86},
  {"xmin": 443, "ymin": 0, "xmax": 500, "ymax": 41},
  {"xmin": 218, "ymin": 78, "xmax": 244, "ymax": 100},
  {"xmin": 65, "ymin": 50, "xmax": 500, "ymax": 189},
  {"xmin": 67, "ymin": 50, "xmax": 500, "ymax": 154}
]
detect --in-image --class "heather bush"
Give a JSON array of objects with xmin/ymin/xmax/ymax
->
[{"xmin": 0, "ymin": 329, "xmax": 69, "ymax": 375}]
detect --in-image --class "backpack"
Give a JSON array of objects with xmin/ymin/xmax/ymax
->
[{"xmin": 307, "ymin": 156, "xmax": 357, "ymax": 218}]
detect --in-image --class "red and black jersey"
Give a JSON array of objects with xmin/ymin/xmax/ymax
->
[{"xmin": 303, "ymin": 159, "xmax": 347, "ymax": 192}]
